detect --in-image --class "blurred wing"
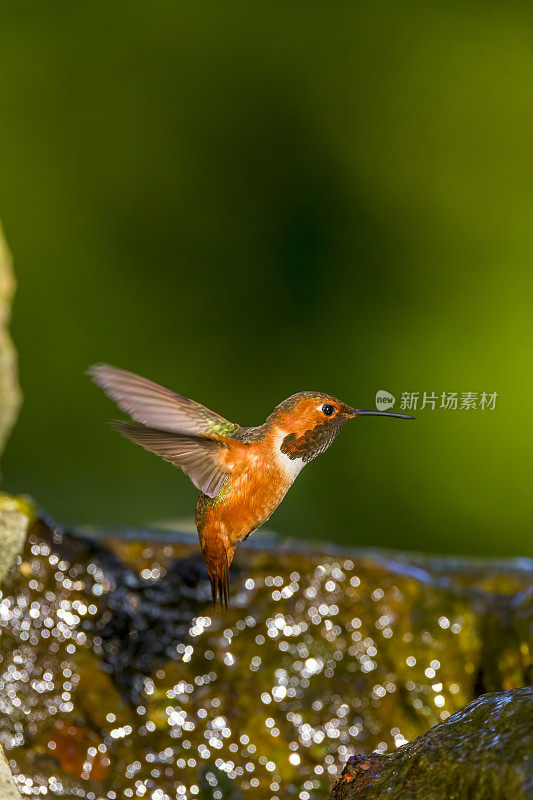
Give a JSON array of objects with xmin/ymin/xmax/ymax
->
[
  {"xmin": 112, "ymin": 421, "xmax": 231, "ymax": 498},
  {"xmin": 89, "ymin": 364, "xmax": 237, "ymax": 437}
]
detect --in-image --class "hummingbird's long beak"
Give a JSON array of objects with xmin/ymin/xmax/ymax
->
[{"xmin": 353, "ymin": 409, "xmax": 415, "ymax": 420}]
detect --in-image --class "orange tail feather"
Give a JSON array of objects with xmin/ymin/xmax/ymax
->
[{"xmin": 200, "ymin": 528, "xmax": 235, "ymax": 610}]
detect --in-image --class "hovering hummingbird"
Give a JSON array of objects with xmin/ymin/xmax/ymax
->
[{"xmin": 89, "ymin": 365, "xmax": 414, "ymax": 608}]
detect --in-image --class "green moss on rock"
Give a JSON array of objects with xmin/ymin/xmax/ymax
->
[{"xmin": 331, "ymin": 688, "xmax": 533, "ymax": 800}]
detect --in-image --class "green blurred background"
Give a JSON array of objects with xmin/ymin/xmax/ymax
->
[{"xmin": 0, "ymin": 1, "xmax": 531, "ymax": 556}]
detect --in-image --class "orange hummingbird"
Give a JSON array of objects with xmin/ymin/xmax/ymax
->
[{"xmin": 89, "ymin": 365, "xmax": 414, "ymax": 608}]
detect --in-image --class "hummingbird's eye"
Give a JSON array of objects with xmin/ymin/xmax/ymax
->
[{"xmin": 322, "ymin": 403, "xmax": 335, "ymax": 417}]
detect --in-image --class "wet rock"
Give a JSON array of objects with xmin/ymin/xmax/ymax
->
[
  {"xmin": 0, "ymin": 512, "xmax": 530, "ymax": 799},
  {"xmin": 33, "ymin": 516, "xmax": 212, "ymax": 704},
  {"xmin": 0, "ymin": 494, "xmax": 35, "ymax": 582},
  {"xmin": 0, "ymin": 746, "xmax": 22, "ymax": 800},
  {"xmin": 331, "ymin": 688, "xmax": 533, "ymax": 799},
  {"xmin": 0, "ymin": 495, "xmax": 35, "ymax": 799}
]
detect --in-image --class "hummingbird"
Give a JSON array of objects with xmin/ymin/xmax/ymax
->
[{"xmin": 89, "ymin": 365, "xmax": 414, "ymax": 608}]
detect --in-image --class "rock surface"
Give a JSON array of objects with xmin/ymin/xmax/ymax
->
[
  {"xmin": 0, "ymin": 746, "xmax": 23, "ymax": 800},
  {"xmin": 0, "ymin": 513, "xmax": 530, "ymax": 799},
  {"xmin": 0, "ymin": 495, "xmax": 35, "ymax": 582},
  {"xmin": 331, "ymin": 688, "xmax": 532, "ymax": 800},
  {"xmin": 0, "ymin": 495, "xmax": 35, "ymax": 800}
]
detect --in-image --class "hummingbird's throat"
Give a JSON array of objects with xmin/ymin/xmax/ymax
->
[{"xmin": 280, "ymin": 418, "xmax": 346, "ymax": 462}]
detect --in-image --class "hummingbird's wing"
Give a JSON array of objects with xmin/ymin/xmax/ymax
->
[
  {"xmin": 112, "ymin": 421, "xmax": 231, "ymax": 498},
  {"xmin": 88, "ymin": 364, "xmax": 238, "ymax": 438}
]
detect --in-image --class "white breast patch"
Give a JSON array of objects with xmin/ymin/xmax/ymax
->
[{"xmin": 273, "ymin": 431, "xmax": 306, "ymax": 482}]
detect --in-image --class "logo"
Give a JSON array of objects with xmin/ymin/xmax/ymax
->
[
  {"xmin": 374, "ymin": 389, "xmax": 498, "ymax": 411},
  {"xmin": 375, "ymin": 389, "xmax": 395, "ymax": 411}
]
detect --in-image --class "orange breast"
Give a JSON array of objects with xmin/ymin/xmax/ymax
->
[{"xmin": 197, "ymin": 440, "xmax": 293, "ymax": 545}]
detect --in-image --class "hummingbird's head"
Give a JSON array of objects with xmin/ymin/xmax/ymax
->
[
  {"xmin": 267, "ymin": 392, "xmax": 356, "ymax": 464},
  {"xmin": 268, "ymin": 391, "xmax": 414, "ymax": 464}
]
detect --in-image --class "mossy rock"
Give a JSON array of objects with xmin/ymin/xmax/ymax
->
[
  {"xmin": 0, "ymin": 746, "xmax": 23, "ymax": 800},
  {"xmin": 0, "ymin": 514, "xmax": 530, "ymax": 799},
  {"xmin": 0, "ymin": 493, "xmax": 36, "ymax": 582},
  {"xmin": 0, "ymin": 493, "xmax": 34, "ymax": 799},
  {"xmin": 331, "ymin": 687, "xmax": 533, "ymax": 800}
]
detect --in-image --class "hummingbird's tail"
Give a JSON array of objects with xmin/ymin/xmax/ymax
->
[
  {"xmin": 210, "ymin": 562, "xmax": 230, "ymax": 610},
  {"xmin": 199, "ymin": 528, "xmax": 234, "ymax": 610}
]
